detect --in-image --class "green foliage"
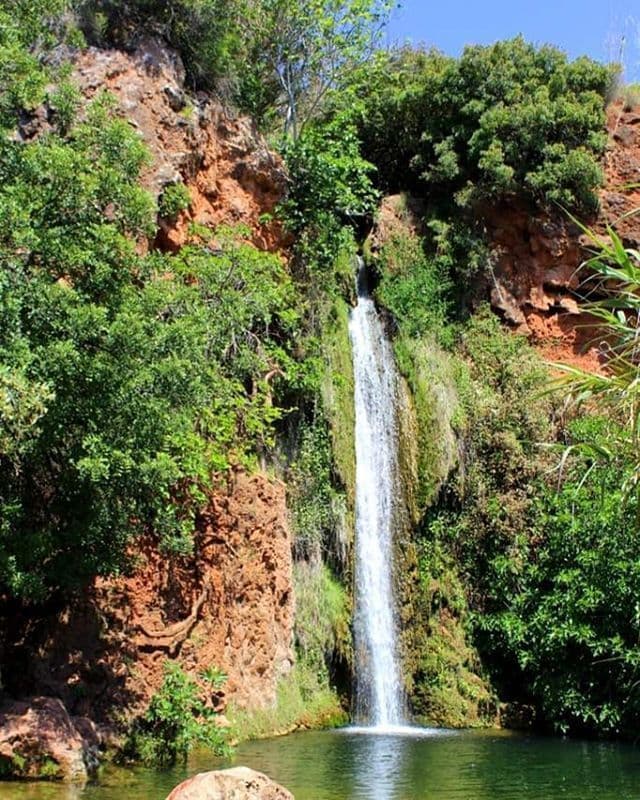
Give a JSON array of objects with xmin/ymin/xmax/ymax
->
[
  {"xmin": 356, "ymin": 38, "xmax": 612, "ymax": 212},
  {"xmin": 280, "ymin": 115, "xmax": 378, "ymax": 272},
  {"xmin": 422, "ymin": 305, "xmax": 640, "ymax": 737},
  {"xmin": 0, "ymin": 0, "xmax": 81, "ymax": 129},
  {"xmin": 0, "ymin": 750, "xmax": 62, "ymax": 781},
  {"xmin": 472, "ymin": 212, "xmax": 640, "ymax": 736},
  {"xmin": 429, "ymin": 309, "xmax": 552, "ymax": 604},
  {"xmin": 375, "ymin": 229, "xmax": 453, "ymax": 342},
  {"xmin": 288, "ymin": 420, "xmax": 346, "ymax": 560},
  {"xmin": 49, "ymin": 79, "xmax": 82, "ymax": 135},
  {"xmin": 244, "ymin": 0, "xmax": 393, "ymax": 137},
  {"xmin": 620, "ymin": 82, "xmax": 640, "ymax": 111},
  {"xmin": 123, "ymin": 662, "xmax": 230, "ymax": 766},
  {"xmin": 75, "ymin": 0, "xmax": 391, "ymax": 133},
  {"xmin": 158, "ymin": 182, "xmax": 191, "ymax": 220},
  {"xmin": 476, "ymin": 418, "xmax": 640, "ymax": 736},
  {"xmin": 549, "ymin": 219, "xmax": 640, "ymax": 501},
  {"xmin": 0, "ymin": 84, "xmax": 304, "ymax": 598},
  {"xmin": 76, "ymin": 0, "xmax": 247, "ymax": 91},
  {"xmin": 319, "ymin": 294, "xmax": 356, "ymax": 509},
  {"xmin": 393, "ymin": 335, "xmax": 459, "ymax": 516}
]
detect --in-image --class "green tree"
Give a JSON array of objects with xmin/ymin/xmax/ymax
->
[
  {"xmin": 123, "ymin": 662, "xmax": 230, "ymax": 766},
  {"xmin": 250, "ymin": 0, "xmax": 393, "ymax": 137},
  {"xmin": 355, "ymin": 37, "xmax": 613, "ymax": 211}
]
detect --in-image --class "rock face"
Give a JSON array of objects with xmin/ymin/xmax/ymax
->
[
  {"xmin": 0, "ymin": 697, "xmax": 101, "ymax": 782},
  {"xmin": 486, "ymin": 103, "xmax": 640, "ymax": 367},
  {"xmin": 56, "ymin": 39, "xmax": 288, "ymax": 253},
  {"xmin": 1, "ymin": 471, "xmax": 294, "ymax": 725},
  {"xmin": 166, "ymin": 768, "xmax": 294, "ymax": 800}
]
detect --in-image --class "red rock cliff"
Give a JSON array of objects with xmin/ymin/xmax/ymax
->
[{"xmin": 487, "ymin": 103, "xmax": 640, "ymax": 368}]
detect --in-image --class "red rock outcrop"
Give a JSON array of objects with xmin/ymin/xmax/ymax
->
[
  {"xmin": 166, "ymin": 767, "xmax": 294, "ymax": 800},
  {"xmin": 1, "ymin": 472, "xmax": 294, "ymax": 726},
  {"xmin": 68, "ymin": 40, "xmax": 288, "ymax": 252},
  {"xmin": 487, "ymin": 102, "xmax": 640, "ymax": 368}
]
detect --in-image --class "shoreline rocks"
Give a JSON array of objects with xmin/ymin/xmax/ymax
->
[{"xmin": 0, "ymin": 696, "xmax": 102, "ymax": 783}]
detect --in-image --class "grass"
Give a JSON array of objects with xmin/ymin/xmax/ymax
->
[{"xmin": 228, "ymin": 661, "xmax": 347, "ymax": 741}]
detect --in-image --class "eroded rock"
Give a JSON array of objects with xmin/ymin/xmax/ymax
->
[
  {"xmin": 166, "ymin": 767, "xmax": 294, "ymax": 800},
  {"xmin": 70, "ymin": 40, "xmax": 288, "ymax": 252}
]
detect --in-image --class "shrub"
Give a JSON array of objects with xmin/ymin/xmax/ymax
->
[
  {"xmin": 123, "ymin": 662, "xmax": 230, "ymax": 766},
  {"xmin": 356, "ymin": 38, "xmax": 613, "ymax": 212},
  {"xmin": 620, "ymin": 82, "xmax": 640, "ymax": 111},
  {"xmin": 475, "ymin": 418, "xmax": 640, "ymax": 736},
  {"xmin": 280, "ymin": 114, "xmax": 378, "ymax": 272},
  {"xmin": 375, "ymin": 230, "xmax": 452, "ymax": 341},
  {"xmin": 158, "ymin": 181, "xmax": 191, "ymax": 220}
]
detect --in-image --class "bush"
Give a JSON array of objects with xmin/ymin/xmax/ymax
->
[
  {"xmin": 356, "ymin": 37, "xmax": 613, "ymax": 212},
  {"xmin": 75, "ymin": 0, "xmax": 247, "ymax": 90},
  {"xmin": 375, "ymin": 229, "xmax": 453, "ymax": 341},
  {"xmin": 421, "ymin": 308, "xmax": 640, "ymax": 737},
  {"xmin": 428, "ymin": 309, "xmax": 553, "ymax": 606},
  {"xmin": 280, "ymin": 114, "xmax": 378, "ymax": 272},
  {"xmin": 475, "ymin": 418, "xmax": 640, "ymax": 736},
  {"xmin": 620, "ymin": 82, "xmax": 640, "ymax": 111},
  {"xmin": 123, "ymin": 662, "xmax": 230, "ymax": 766},
  {"xmin": 158, "ymin": 181, "xmax": 191, "ymax": 219}
]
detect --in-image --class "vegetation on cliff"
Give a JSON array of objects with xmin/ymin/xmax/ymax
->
[
  {"xmin": 375, "ymin": 228, "xmax": 640, "ymax": 736},
  {"xmin": 2, "ymin": 0, "xmax": 639, "ymax": 766}
]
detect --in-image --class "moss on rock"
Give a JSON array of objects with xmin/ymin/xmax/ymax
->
[
  {"xmin": 410, "ymin": 547, "xmax": 497, "ymax": 728},
  {"xmin": 320, "ymin": 296, "xmax": 356, "ymax": 516},
  {"xmin": 229, "ymin": 561, "xmax": 350, "ymax": 741},
  {"xmin": 394, "ymin": 334, "xmax": 459, "ymax": 519}
]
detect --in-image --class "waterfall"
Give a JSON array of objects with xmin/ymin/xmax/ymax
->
[{"xmin": 349, "ymin": 257, "xmax": 404, "ymax": 729}]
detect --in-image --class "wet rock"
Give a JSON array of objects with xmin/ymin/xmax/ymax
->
[
  {"xmin": 0, "ymin": 697, "xmax": 101, "ymax": 782},
  {"xmin": 165, "ymin": 767, "xmax": 294, "ymax": 800}
]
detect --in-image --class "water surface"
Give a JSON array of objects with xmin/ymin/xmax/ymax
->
[{"xmin": 3, "ymin": 728, "xmax": 640, "ymax": 800}]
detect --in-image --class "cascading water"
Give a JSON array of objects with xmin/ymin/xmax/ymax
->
[{"xmin": 349, "ymin": 257, "xmax": 405, "ymax": 729}]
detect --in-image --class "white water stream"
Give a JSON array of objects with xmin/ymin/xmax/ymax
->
[{"xmin": 349, "ymin": 258, "xmax": 405, "ymax": 729}]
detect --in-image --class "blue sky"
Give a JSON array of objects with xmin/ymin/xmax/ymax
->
[{"xmin": 387, "ymin": 0, "xmax": 640, "ymax": 80}]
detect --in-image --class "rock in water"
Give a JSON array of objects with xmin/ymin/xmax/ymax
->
[
  {"xmin": 0, "ymin": 696, "xmax": 101, "ymax": 782},
  {"xmin": 166, "ymin": 767, "xmax": 294, "ymax": 799}
]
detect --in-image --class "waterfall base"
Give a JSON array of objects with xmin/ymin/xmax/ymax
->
[{"xmin": 344, "ymin": 724, "xmax": 450, "ymax": 738}]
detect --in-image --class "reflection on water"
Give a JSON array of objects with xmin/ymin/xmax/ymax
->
[{"xmin": 2, "ymin": 728, "xmax": 640, "ymax": 800}]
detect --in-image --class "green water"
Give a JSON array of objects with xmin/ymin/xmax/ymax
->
[{"xmin": 2, "ymin": 728, "xmax": 640, "ymax": 800}]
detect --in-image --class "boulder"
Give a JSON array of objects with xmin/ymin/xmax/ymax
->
[
  {"xmin": 166, "ymin": 767, "xmax": 294, "ymax": 800},
  {"xmin": 0, "ymin": 697, "xmax": 101, "ymax": 782}
]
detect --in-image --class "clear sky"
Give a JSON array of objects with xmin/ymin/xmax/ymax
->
[{"xmin": 387, "ymin": 0, "xmax": 640, "ymax": 81}]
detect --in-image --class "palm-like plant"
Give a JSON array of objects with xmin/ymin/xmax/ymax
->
[{"xmin": 549, "ymin": 216, "xmax": 640, "ymax": 499}]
